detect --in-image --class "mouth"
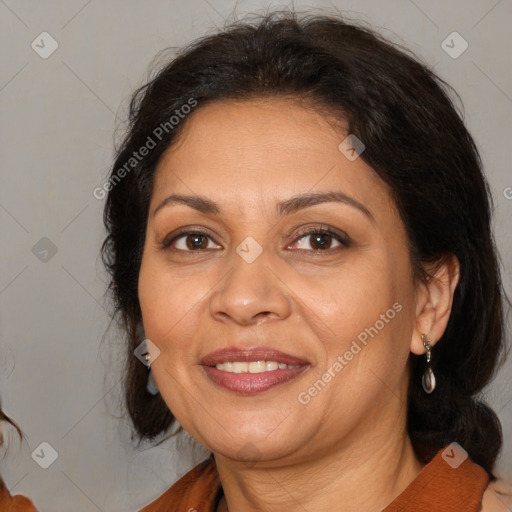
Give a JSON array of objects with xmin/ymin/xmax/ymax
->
[{"xmin": 199, "ymin": 347, "xmax": 309, "ymax": 395}]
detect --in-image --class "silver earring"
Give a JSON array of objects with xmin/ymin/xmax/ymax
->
[
  {"xmin": 145, "ymin": 352, "xmax": 159, "ymax": 396},
  {"xmin": 421, "ymin": 334, "xmax": 436, "ymax": 394}
]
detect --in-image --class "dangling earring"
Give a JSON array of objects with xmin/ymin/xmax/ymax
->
[
  {"xmin": 145, "ymin": 352, "xmax": 159, "ymax": 396},
  {"xmin": 421, "ymin": 334, "xmax": 436, "ymax": 394}
]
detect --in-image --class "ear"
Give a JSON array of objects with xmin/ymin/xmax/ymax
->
[{"xmin": 410, "ymin": 255, "xmax": 460, "ymax": 355}]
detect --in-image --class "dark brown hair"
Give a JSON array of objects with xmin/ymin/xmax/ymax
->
[
  {"xmin": 0, "ymin": 400, "xmax": 23, "ymax": 454},
  {"xmin": 101, "ymin": 10, "xmax": 509, "ymax": 476},
  {"xmin": 0, "ymin": 398, "xmax": 24, "ymax": 495}
]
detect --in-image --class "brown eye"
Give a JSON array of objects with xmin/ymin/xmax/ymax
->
[
  {"xmin": 184, "ymin": 234, "xmax": 209, "ymax": 250},
  {"xmin": 291, "ymin": 229, "xmax": 350, "ymax": 251},
  {"xmin": 162, "ymin": 227, "xmax": 349, "ymax": 253},
  {"xmin": 162, "ymin": 231, "xmax": 221, "ymax": 251}
]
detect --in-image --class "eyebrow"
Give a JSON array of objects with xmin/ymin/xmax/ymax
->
[{"xmin": 152, "ymin": 191, "xmax": 375, "ymax": 222}]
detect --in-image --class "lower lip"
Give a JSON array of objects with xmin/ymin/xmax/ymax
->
[{"xmin": 201, "ymin": 365, "xmax": 309, "ymax": 395}]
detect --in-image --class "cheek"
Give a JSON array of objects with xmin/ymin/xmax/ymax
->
[
  {"xmin": 138, "ymin": 255, "xmax": 209, "ymax": 356},
  {"xmin": 314, "ymin": 251, "xmax": 411, "ymax": 373},
  {"xmin": 326, "ymin": 257, "xmax": 395, "ymax": 323},
  {"xmin": 138, "ymin": 256, "xmax": 176, "ymax": 347}
]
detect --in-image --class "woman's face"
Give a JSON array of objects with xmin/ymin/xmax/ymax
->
[{"xmin": 138, "ymin": 97, "xmax": 420, "ymax": 463}]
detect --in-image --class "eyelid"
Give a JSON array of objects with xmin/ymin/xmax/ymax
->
[
  {"xmin": 291, "ymin": 224, "xmax": 350, "ymax": 242},
  {"xmin": 161, "ymin": 223, "xmax": 351, "ymax": 252},
  {"xmin": 161, "ymin": 226, "xmax": 219, "ymax": 248}
]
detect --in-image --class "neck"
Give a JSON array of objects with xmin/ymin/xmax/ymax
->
[{"xmin": 214, "ymin": 402, "xmax": 425, "ymax": 512}]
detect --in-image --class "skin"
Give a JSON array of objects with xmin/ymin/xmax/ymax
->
[{"xmin": 138, "ymin": 97, "xmax": 460, "ymax": 511}]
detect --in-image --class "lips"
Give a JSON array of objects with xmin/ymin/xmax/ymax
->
[
  {"xmin": 199, "ymin": 346, "xmax": 309, "ymax": 395},
  {"xmin": 200, "ymin": 347, "xmax": 308, "ymax": 367}
]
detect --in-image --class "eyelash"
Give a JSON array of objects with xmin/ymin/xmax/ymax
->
[{"xmin": 161, "ymin": 225, "xmax": 351, "ymax": 253}]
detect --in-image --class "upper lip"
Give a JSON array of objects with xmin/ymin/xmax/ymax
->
[{"xmin": 200, "ymin": 346, "xmax": 308, "ymax": 367}]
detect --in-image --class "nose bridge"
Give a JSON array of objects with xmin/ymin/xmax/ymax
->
[{"xmin": 209, "ymin": 238, "xmax": 291, "ymax": 324}]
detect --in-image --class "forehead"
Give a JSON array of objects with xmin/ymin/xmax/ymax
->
[
  {"xmin": 158, "ymin": 97, "xmax": 346, "ymax": 165},
  {"xmin": 151, "ymin": 97, "xmax": 393, "ymax": 218}
]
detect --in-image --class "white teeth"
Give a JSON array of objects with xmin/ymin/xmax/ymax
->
[
  {"xmin": 249, "ymin": 361, "xmax": 266, "ymax": 373},
  {"xmin": 215, "ymin": 361, "xmax": 302, "ymax": 373},
  {"xmin": 231, "ymin": 362, "xmax": 248, "ymax": 373}
]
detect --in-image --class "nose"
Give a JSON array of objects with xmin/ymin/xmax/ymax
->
[{"xmin": 209, "ymin": 249, "xmax": 292, "ymax": 326}]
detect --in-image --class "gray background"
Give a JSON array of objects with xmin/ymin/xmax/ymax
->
[{"xmin": 0, "ymin": 0, "xmax": 511, "ymax": 510}]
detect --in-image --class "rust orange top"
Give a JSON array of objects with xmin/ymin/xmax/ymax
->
[
  {"xmin": 139, "ymin": 445, "xmax": 492, "ymax": 511},
  {"xmin": 0, "ymin": 479, "xmax": 38, "ymax": 512}
]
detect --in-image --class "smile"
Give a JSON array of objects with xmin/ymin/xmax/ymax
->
[
  {"xmin": 214, "ymin": 361, "xmax": 303, "ymax": 373},
  {"xmin": 201, "ymin": 363, "xmax": 309, "ymax": 395}
]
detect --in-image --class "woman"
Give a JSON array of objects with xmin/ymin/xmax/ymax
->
[
  {"xmin": 101, "ymin": 11, "xmax": 512, "ymax": 511},
  {"xmin": 0, "ymin": 400, "xmax": 38, "ymax": 511}
]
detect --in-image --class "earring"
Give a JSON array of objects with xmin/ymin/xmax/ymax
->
[
  {"xmin": 145, "ymin": 352, "xmax": 159, "ymax": 396},
  {"xmin": 421, "ymin": 334, "xmax": 436, "ymax": 394}
]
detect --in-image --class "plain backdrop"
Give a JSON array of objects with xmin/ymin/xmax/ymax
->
[{"xmin": 0, "ymin": 1, "xmax": 511, "ymax": 510}]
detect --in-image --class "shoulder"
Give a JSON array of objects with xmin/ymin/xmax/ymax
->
[
  {"xmin": 9, "ymin": 495, "xmax": 38, "ymax": 511},
  {"xmin": 480, "ymin": 477, "xmax": 512, "ymax": 512},
  {"xmin": 0, "ymin": 480, "xmax": 38, "ymax": 512}
]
